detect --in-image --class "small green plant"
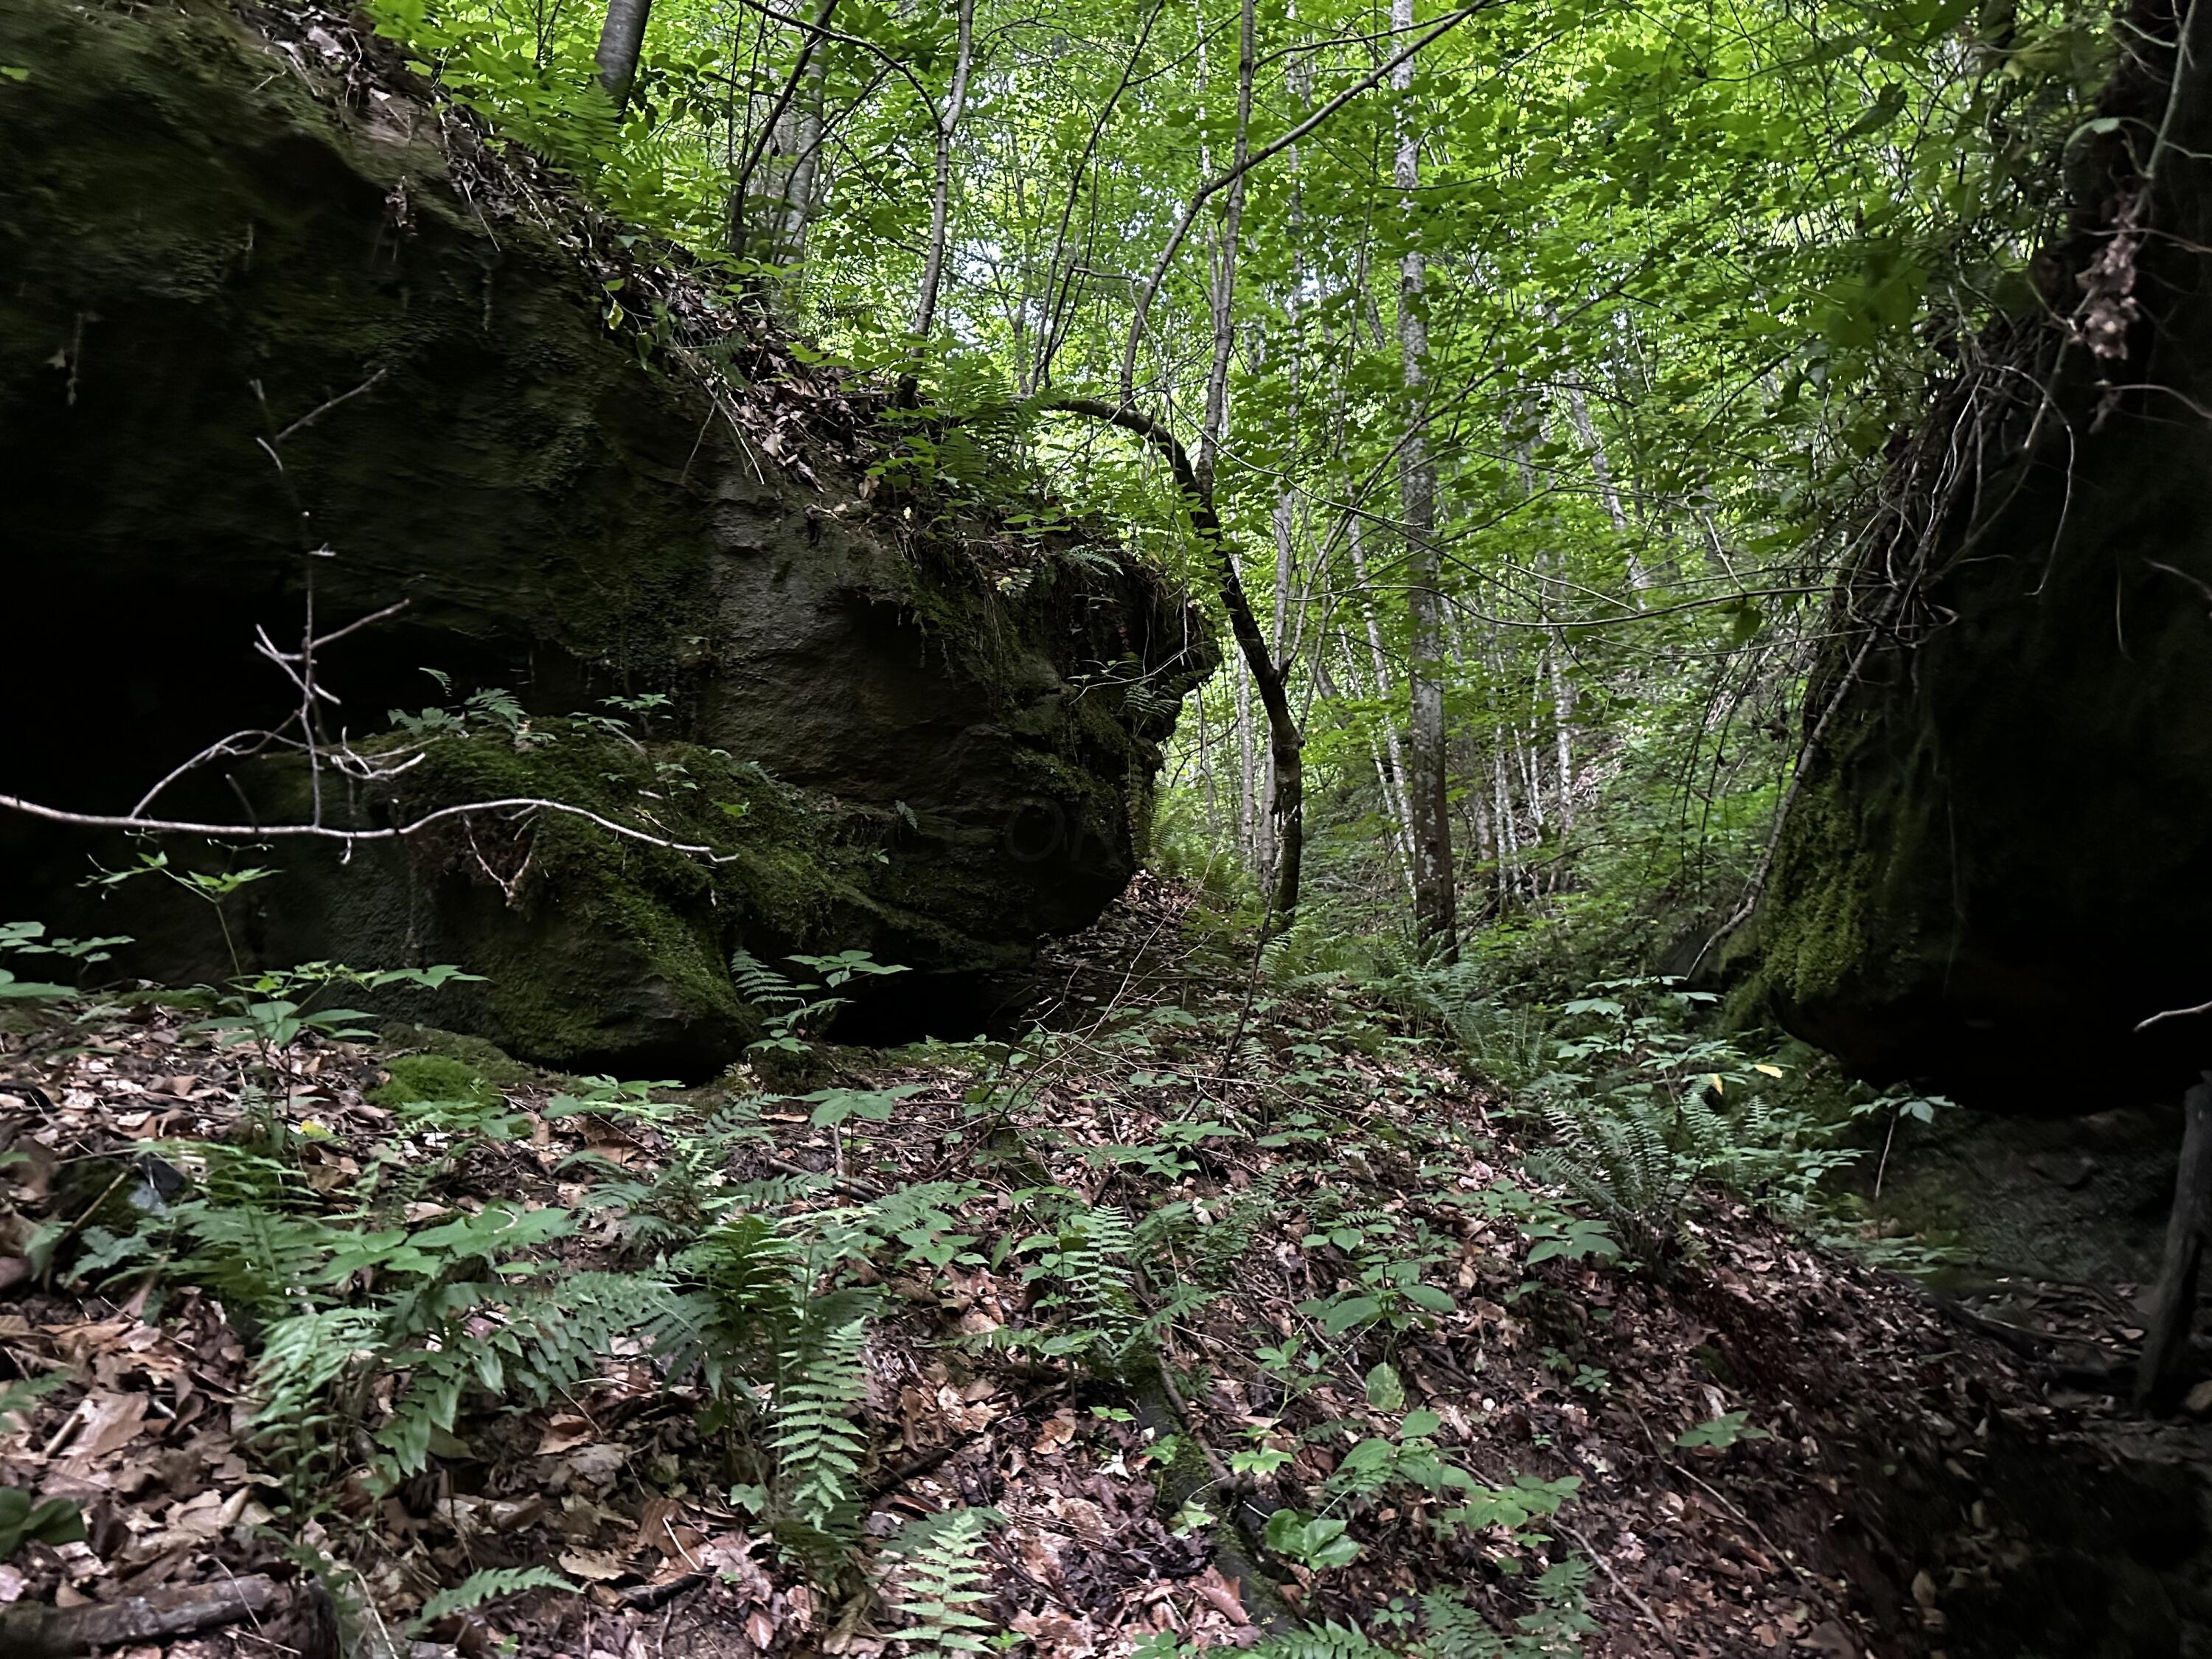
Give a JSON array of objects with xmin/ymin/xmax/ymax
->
[
  {"xmin": 406, "ymin": 1566, "xmax": 577, "ymax": 1635},
  {"xmin": 1293, "ymin": 1208, "xmax": 1457, "ymax": 1335},
  {"xmin": 731, "ymin": 947, "xmax": 907, "ymax": 1058},
  {"xmin": 1520, "ymin": 978, "xmax": 1857, "ymax": 1267},
  {"xmin": 881, "ymin": 1508, "xmax": 1004, "ymax": 1655},
  {"xmin": 1676, "ymin": 1411, "xmax": 1770, "ymax": 1450},
  {"xmin": 1850, "ymin": 1084, "xmax": 1956, "ymax": 1198},
  {"xmin": 1263, "ymin": 1507, "xmax": 1362, "ymax": 1569},
  {"xmin": 0, "ymin": 1488, "xmax": 86, "ymax": 1560}
]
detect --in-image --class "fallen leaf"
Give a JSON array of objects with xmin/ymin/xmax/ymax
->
[
  {"xmin": 1192, "ymin": 1566, "xmax": 1248, "ymax": 1624},
  {"xmin": 1033, "ymin": 1406, "xmax": 1077, "ymax": 1454},
  {"xmin": 62, "ymin": 1391, "xmax": 150, "ymax": 1461},
  {"xmin": 535, "ymin": 1413, "xmax": 594, "ymax": 1455},
  {"xmin": 558, "ymin": 1548, "xmax": 633, "ymax": 1582}
]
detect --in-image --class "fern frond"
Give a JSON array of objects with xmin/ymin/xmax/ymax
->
[
  {"xmin": 772, "ymin": 1311, "xmax": 872, "ymax": 1535},
  {"xmin": 1251, "ymin": 1620, "xmax": 1393, "ymax": 1659},
  {"xmin": 408, "ymin": 1566, "xmax": 576, "ymax": 1635},
  {"xmin": 731, "ymin": 948, "xmax": 808, "ymax": 1012},
  {"xmin": 884, "ymin": 1508, "xmax": 999, "ymax": 1655},
  {"xmin": 251, "ymin": 1307, "xmax": 381, "ymax": 1431},
  {"xmin": 376, "ymin": 1270, "xmax": 679, "ymax": 1477}
]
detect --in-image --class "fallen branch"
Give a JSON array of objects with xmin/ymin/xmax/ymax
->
[
  {"xmin": 0, "ymin": 1573, "xmax": 277, "ymax": 1656},
  {"xmin": 1557, "ymin": 1523, "xmax": 1687, "ymax": 1659},
  {"xmin": 0, "ymin": 792, "xmax": 729, "ymax": 861}
]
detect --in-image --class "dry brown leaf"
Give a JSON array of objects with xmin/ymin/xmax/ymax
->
[
  {"xmin": 1191, "ymin": 1566, "xmax": 1248, "ymax": 1625},
  {"xmin": 535, "ymin": 1413, "xmax": 594, "ymax": 1455},
  {"xmin": 698, "ymin": 1532, "xmax": 772, "ymax": 1602},
  {"xmin": 60, "ymin": 1391, "xmax": 150, "ymax": 1461},
  {"xmin": 1010, "ymin": 1609, "xmax": 1096, "ymax": 1658},
  {"xmin": 1032, "ymin": 1406, "xmax": 1077, "ymax": 1455},
  {"xmin": 557, "ymin": 1547, "xmax": 633, "ymax": 1582}
]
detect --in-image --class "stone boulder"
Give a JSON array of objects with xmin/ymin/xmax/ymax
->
[
  {"xmin": 1739, "ymin": 7, "xmax": 2212, "ymax": 1107},
  {"xmin": 0, "ymin": 0, "xmax": 1212, "ymax": 1072}
]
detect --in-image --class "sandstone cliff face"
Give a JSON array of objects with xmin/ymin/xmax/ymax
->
[
  {"xmin": 1741, "ymin": 2, "xmax": 2212, "ymax": 1106},
  {"xmin": 0, "ymin": 0, "xmax": 1211, "ymax": 1071}
]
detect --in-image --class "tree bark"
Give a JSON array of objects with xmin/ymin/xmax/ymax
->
[
  {"xmin": 1045, "ymin": 397, "xmax": 1301, "ymax": 919},
  {"xmin": 0, "ymin": 1575, "xmax": 279, "ymax": 1658},
  {"xmin": 911, "ymin": 0, "xmax": 978, "ymax": 343},
  {"xmin": 2138, "ymin": 1073, "xmax": 2212, "ymax": 1408},
  {"xmin": 594, "ymin": 0, "xmax": 653, "ymax": 108},
  {"xmin": 1394, "ymin": 0, "xmax": 1455, "ymax": 958}
]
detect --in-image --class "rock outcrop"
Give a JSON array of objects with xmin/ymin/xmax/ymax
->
[
  {"xmin": 1740, "ymin": 0, "xmax": 2212, "ymax": 1106},
  {"xmin": 0, "ymin": 0, "xmax": 1211, "ymax": 1071}
]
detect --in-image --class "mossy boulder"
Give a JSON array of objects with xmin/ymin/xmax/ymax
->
[
  {"xmin": 0, "ymin": 0, "xmax": 1212, "ymax": 1073},
  {"xmin": 1738, "ymin": 46, "xmax": 2212, "ymax": 1107}
]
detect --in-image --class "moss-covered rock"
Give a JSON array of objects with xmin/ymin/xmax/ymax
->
[
  {"xmin": 0, "ymin": 0, "xmax": 1213, "ymax": 1073},
  {"xmin": 1738, "ymin": 45, "xmax": 2212, "ymax": 1106}
]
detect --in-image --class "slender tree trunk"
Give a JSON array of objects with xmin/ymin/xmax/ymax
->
[
  {"xmin": 595, "ymin": 0, "xmax": 653, "ymax": 107},
  {"xmin": 1044, "ymin": 398, "xmax": 1303, "ymax": 922},
  {"xmin": 911, "ymin": 0, "xmax": 978, "ymax": 344},
  {"xmin": 1235, "ymin": 660, "xmax": 1261, "ymax": 869},
  {"xmin": 1548, "ymin": 641, "xmax": 1575, "ymax": 830},
  {"xmin": 2139, "ymin": 1075, "xmax": 2212, "ymax": 1408},
  {"xmin": 1394, "ymin": 0, "xmax": 1454, "ymax": 957},
  {"xmin": 1186, "ymin": 0, "xmax": 1301, "ymax": 919},
  {"xmin": 776, "ymin": 2, "xmax": 834, "ymax": 271},
  {"xmin": 726, "ymin": 1, "xmax": 839, "ymax": 262},
  {"xmin": 1563, "ymin": 377, "xmax": 1651, "ymax": 591},
  {"xmin": 1346, "ymin": 519, "xmax": 1414, "ymax": 849}
]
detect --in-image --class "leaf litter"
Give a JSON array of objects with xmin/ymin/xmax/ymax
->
[{"xmin": 0, "ymin": 874, "xmax": 2182, "ymax": 1658}]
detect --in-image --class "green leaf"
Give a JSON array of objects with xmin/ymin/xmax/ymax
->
[
  {"xmin": 1677, "ymin": 1411, "xmax": 1770, "ymax": 1450},
  {"xmin": 0, "ymin": 1489, "xmax": 86, "ymax": 1560},
  {"xmin": 1321, "ymin": 1295, "xmax": 1382, "ymax": 1335},
  {"xmin": 1843, "ymin": 83, "xmax": 1907, "ymax": 139},
  {"xmin": 1363, "ymin": 1362, "xmax": 1405, "ymax": 1411}
]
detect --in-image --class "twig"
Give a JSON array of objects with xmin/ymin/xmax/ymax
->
[
  {"xmin": 275, "ymin": 369, "xmax": 389, "ymax": 444},
  {"xmin": 763, "ymin": 1154, "xmax": 874, "ymax": 1198},
  {"xmin": 2135, "ymin": 995, "xmax": 2212, "ymax": 1032},
  {"xmin": 0, "ymin": 792, "xmax": 733, "ymax": 860},
  {"xmin": 1557, "ymin": 1522, "xmax": 1688, "ymax": 1659}
]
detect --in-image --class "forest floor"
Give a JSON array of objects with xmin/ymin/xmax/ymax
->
[{"xmin": 0, "ymin": 877, "xmax": 2195, "ymax": 1659}]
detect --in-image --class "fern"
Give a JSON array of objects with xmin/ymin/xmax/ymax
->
[
  {"xmin": 730, "ymin": 948, "xmax": 808, "ymax": 1015},
  {"xmin": 1419, "ymin": 1590, "xmax": 1512, "ymax": 1659},
  {"xmin": 377, "ymin": 1270, "xmax": 678, "ymax": 1477},
  {"xmin": 883, "ymin": 1508, "xmax": 999, "ymax": 1655},
  {"xmin": 1251, "ymin": 1621, "xmax": 1393, "ymax": 1659},
  {"xmin": 772, "ymin": 1309, "xmax": 872, "ymax": 1534},
  {"xmin": 667, "ymin": 1212, "xmax": 805, "ymax": 1388},
  {"xmin": 250, "ymin": 1307, "xmax": 380, "ymax": 1437},
  {"xmin": 666, "ymin": 1214, "xmax": 880, "ymax": 1540},
  {"xmin": 172, "ymin": 1198, "xmax": 334, "ymax": 1318},
  {"xmin": 408, "ymin": 1566, "xmax": 576, "ymax": 1635},
  {"xmin": 1528, "ymin": 1093, "xmax": 1702, "ymax": 1266},
  {"xmin": 1060, "ymin": 1203, "xmax": 1138, "ymax": 1360}
]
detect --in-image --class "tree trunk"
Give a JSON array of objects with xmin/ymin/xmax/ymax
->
[
  {"xmin": 594, "ymin": 0, "xmax": 653, "ymax": 108},
  {"xmin": 911, "ymin": 0, "xmax": 977, "ymax": 344},
  {"xmin": 2138, "ymin": 1074, "xmax": 2212, "ymax": 1408},
  {"xmin": 1043, "ymin": 397, "xmax": 1301, "ymax": 922},
  {"xmin": 1394, "ymin": 0, "xmax": 1454, "ymax": 958}
]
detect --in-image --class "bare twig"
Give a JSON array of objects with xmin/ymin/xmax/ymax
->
[
  {"xmin": 1557, "ymin": 1522, "xmax": 1688, "ymax": 1659},
  {"xmin": 274, "ymin": 369, "xmax": 389, "ymax": 444},
  {"xmin": 0, "ymin": 792, "xmax": 732, "ymax": 860}
]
